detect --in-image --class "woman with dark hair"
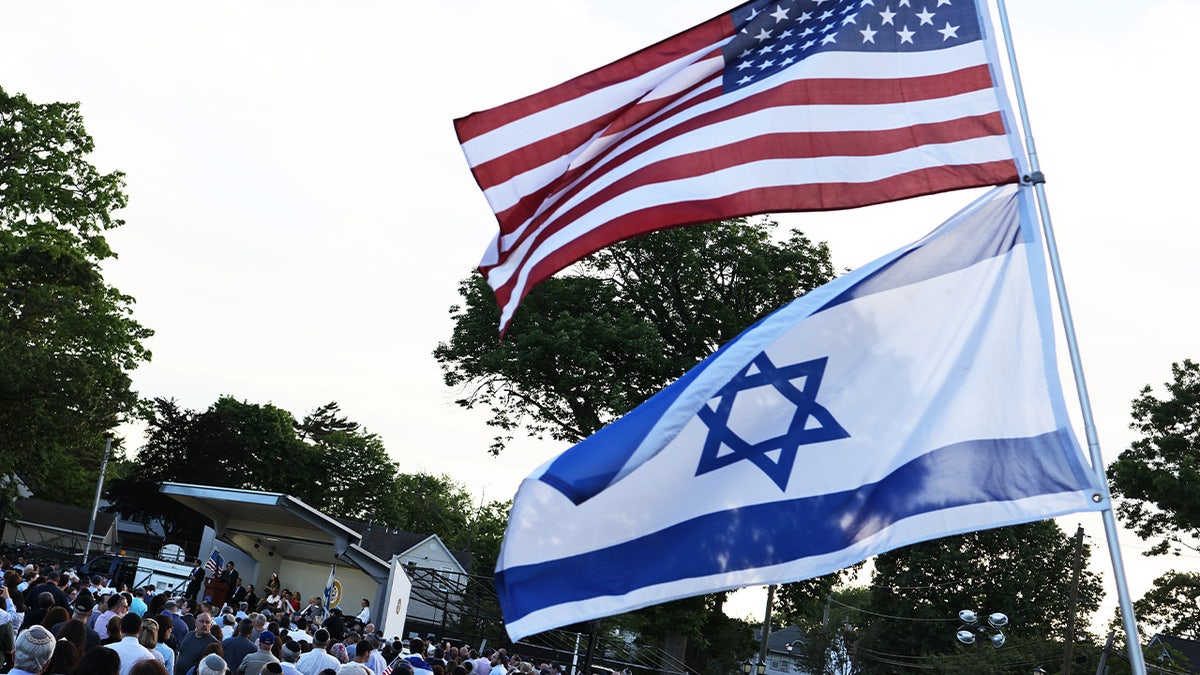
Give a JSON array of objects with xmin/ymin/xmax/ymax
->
[
  {"xmin": 41, "ymin": 606, "xmax": 70, "ymax": 629},
  {"xmin": 244, "ymin": 585, "xmax": 258, "ymax": 613},
  {"xmin": 74, "ymin": 644, "xmax": 121, "ymax": 675},
  {"xmin": 47, "ymin": 638, "xmax": 80, "ymax": 675},
  {"xmin": 55, "ymin": 619, "xmax": 89, "ymax": 661},
  {"xmin": 147, "ymin": 593, "xmax": 167, "ymax": 619},
  {"xmin": 152, "ymin": 616, "xmax": 175, "ymax": 674},
  {"xmin": 101, "ymin": 616, "xmax": 122, "ymax": 646}
]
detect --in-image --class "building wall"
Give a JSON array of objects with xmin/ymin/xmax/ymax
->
[{"xmin": 275, "ymin": 559, "xmax": 380, "ymax": 617}]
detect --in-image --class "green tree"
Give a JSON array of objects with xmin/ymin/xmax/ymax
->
[
  {"xmin": 854, "ymin": 521, "xmax": 1102, "ymax": 673},
  {"xmin": 1130, "ymin": 571, "xmax": 1200, "ymax": 640},
  {"xmin": 108, "ymin": 397, "xmax": 400, "ymax": 539},
  {"xmin": 0, "ymin": 86, "xmax": 152, "ymax": 511},
  {"xmin": 1109, "ymin": 359, "xmax": 1200, "ymax": 556},
  {"xmin": 435, "ymin": 218, "xmax": 837, "ymax": 664},
  {"xmin": 382, "ymin": 472, "xmax": 473, "ymax": 544},
  {"xmin": 435, "ymin": 217, "xmax": 836, "ymax": 454}
]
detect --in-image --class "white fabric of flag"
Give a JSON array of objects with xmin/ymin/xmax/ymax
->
[{"xmin": 495, "ymin": 185, "xmax": 1106, "ymax": 640}]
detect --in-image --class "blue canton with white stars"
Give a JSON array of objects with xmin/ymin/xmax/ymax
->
[{"xmin": 722, "ymin": 0, "xmax": 983, "ymax": 92}]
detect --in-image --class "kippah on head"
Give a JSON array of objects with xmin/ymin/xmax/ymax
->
[
  {"xmin": 199, "ymin": 654, "xmax": 228, "ymax": 675},
  {"xmin": 14, "ymin": 625, "xmax": 57, "ymax": 673}
]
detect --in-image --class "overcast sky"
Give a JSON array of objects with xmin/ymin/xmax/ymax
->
[{"xmin": 2, "ymin": 0, "xmax": 1197, "ymax": 630}]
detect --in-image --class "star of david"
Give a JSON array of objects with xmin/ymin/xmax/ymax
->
[{"xmin": 695, "ymin": 354, "xmax": 849, "ymax": 490}]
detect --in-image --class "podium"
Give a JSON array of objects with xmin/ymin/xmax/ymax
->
[{"xmin": 204, "ymin": 579, "xmax": 230, "ymax": 608}]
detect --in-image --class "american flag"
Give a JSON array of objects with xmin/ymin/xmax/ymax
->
[
  {"xmin": 455, "ymin": 0, "xmax": 1020, "ymax": 333},
  {"xmin": 204, "ymin": 549, "xmax": 224, "ymax": 575}
]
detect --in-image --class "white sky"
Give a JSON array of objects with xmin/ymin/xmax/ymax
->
[{"xmin": 2, "ymin": 0, "xmax": 1198, "ymax": 636}]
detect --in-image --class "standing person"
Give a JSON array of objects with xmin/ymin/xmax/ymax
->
[
  {"xmin": 219, "ymin": 563, "xmax": 239, "ymax": 591},
  {"xmin": 153, "ymin": 616, "xmax": 176, "ymax": 675},
  {"xmin": 278, "ymin": 641, "xmax": 302, "ymax": 675},
  {"xmin": 404, "ymin": 640, "xmax": 433, "ymax": 675},
  {"xmin": 294, "ymin": 630, "xmax": 338, "ymax": 675},
  {"xmin": 237, "ymin": 631, "xmax": 279, "ymax": 675},
  {"xmin": 95, "ymin": 594, "xmax": 129, "ymax": 642},
  {"xmin": 184, "ymin": 563, "xmax": 205, "ymax": 604},
  {"xmin": 11, "ymin": 625, "xmax": 57, "ymax": 675},
  {"xmin": 222, "ymin": 620, "xmax": 257, "ymax": 673},
  {"xmin": 107, "ymin": 613, "xmax": 156, "ymax": 675},
  {"xmin": 46, "ymin": 638, "xmax": 80, "ymax": 675},
  {"xmin": 336, "ymin": 638, "xmax": 373, "ymax": 675},
  {"xmin": 175, "ymin": 614, "xmax": 219, "ymax": 675},
  {"xmin": 353, "ymin": 601, "xmax": 369, "ymax": 626}
]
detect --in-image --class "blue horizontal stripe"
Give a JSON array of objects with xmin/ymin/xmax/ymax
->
[{"xmin": 497, "ymin": 429, "xmax": 1092, "ymax": 624}]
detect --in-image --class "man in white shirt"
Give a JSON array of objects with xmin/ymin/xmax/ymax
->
[
  {"xmin": 107, "ymin": 613, "xmax": 157, "ymax": 675},
  {"xmin": 295, "ymin": 629, "xmax": 340, "ymax": 675}
]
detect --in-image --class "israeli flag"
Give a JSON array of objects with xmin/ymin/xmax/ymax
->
[{"xmin": 495, "ymin": 185, "xmax": 1107, "ymax": 640}]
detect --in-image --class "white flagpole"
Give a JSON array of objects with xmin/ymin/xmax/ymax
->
[{"xmin": 992, "ymin": 2, "xmax": 1147, "ymax": 673}]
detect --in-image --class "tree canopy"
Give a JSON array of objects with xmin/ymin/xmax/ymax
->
[
  {"xmin": 434, "ymin": 217, "xmax": 836, "ymax": 454},
  {"xmin": 0, "ymin": 86, "xmax": 151, "ymax": 512},
  {"xmin": 850, "ymin": 521, "xmax": 1103, "ymax": 673},
  {"xmin": 1109, "ymin": 359, "xmax": 1200, "ymax": 556}
]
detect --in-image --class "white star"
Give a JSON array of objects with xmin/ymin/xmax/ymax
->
[
  {"xmin": 737, "ymin": 60, "xmax": 753, "ymax": 70},
  {"xmin": 757, "ymin": 59, "xmax": 776, "ymax": 70},
  {"xmin": 936, "ymin": 0, "xmax": 951, "ymax": 5},
  {"xmin": 898, "ymin": 0, "xmax": 911, "ymax": 6},
  {"xmin": 821, "ymin": 22, "xmax": 838, "ymax": 33},
  {"xmin": 879, "ymin": 6, "xmax": 897, "ymax": 24},
  {"xmin": 798, "ymin": 11, "xmax": 812, "ymax": 22},
  {"xmin": 755, "ymin": 27, "xmax": 774, "ymax": 41},
  {"xmin": 740, "ymin": 48, "xmax": 753, "ymax": 58},
  {"xmin": 937, "ymin": 21, "xmax": 959, "ymax": 40},
  {"xmin": 780, "ymin": 42, "xmax": 795, "ymax": 53},
  {"xmin": 780, "ymin": 29, "xmax": 794, "ymax": 38},
  {"xmin": 781, "ymin": 56, "xmax": 796, "ymax": 66},
  {"xmin": 842, "ymin": 12, "xmax": 859, "ymax": 25},
  {"xmin": 819, "ymin": 9, "xmax": 834, "ymax": 20},
  {"xmin": 814, "ymin": 0, "xmax": 833, "ymax": 4},
  {"xmin": 860, "ymin": 0, "xmax": 876, "ymax": 5},
  {"xmin": 747, "ymin": 7, "xmax": 761, "ymax": 20},
  {"xmin": 771, "ymin": 5, "xmax": 790, "ymax": 22},
  {"xmin": 897, "ymin": 24, "xmax": 915, "ymax": 43},
  {"xmin": 800, "ymin": 26, "xmax": 815, "ymax": 36},
  {"xmin": 861, "ymin": 24, "xmax": 878, "ymax": 42},
  {"xmin": 802, "ymin": 39, "xmax": 817, "ymax": 49},
  {"xmin": 821, "ymin": 33, "xmax": 838, "ymax": 44},
  {"xmin": 841, "ymin": 4, "xmax": 856, "ymax": 14},
  {"xmin": 738, "ymin": 75, "xmax": 755, "ymax": 86},
  {"xmin": 758, "ymin": 44, "xmax": 774, "ymax": 54},
  {"xmin": 915, "ymin": 7, "xmax": 935, "ymax": 25}
]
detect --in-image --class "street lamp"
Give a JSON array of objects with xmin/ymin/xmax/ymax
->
[
  {"xmin": 955, "ymin": 609, "xmax": 1009, "ymax": 648},
  {"xmin": 740, "ymin": 660, "xmax": 765, "ymax": 675}
]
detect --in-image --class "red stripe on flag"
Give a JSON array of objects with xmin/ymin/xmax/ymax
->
[
  {"xmin": 488, "ymin": 160, "xmax": 1019, "ymax": 316},
  {"xmin": 484, "ymin": 112, "xmax": 1011, "ymax": 277},
  {"xmin": 454, "ymin": 15, "xmax": 732, "ymax": 143}
]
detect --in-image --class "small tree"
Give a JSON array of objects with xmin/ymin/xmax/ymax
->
[{"xmin": 1109, "ymin": 359, "xmax": 1200, "ymax": 556}]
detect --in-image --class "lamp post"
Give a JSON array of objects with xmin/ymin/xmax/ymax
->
[{"xmin": 955, "ymin": 609, "xmax": 1009, "ymax": 649}]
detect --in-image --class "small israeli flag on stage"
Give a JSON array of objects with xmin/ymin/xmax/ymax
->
[{"xmin": 495, "ymin": 185, "xmax": 1106, "ymax": 640}]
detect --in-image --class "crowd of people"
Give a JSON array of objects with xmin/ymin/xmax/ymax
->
[{"xmin": 1, "ymin": 556, "xmax": 567, "ymax": 675}]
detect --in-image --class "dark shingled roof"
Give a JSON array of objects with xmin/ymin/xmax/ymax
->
[
  {"xmin": 1151, "ymin": 634, "xmax": 1200, "ymax": 673},
  {"xmin": 336, "ymin": 519, "xmax": 473, "ymax": 573},
  {"xmin": 14, "ymin": 497, "xmax": 117, "ymax": 534}
]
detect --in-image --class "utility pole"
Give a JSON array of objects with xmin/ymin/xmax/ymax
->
[
  {"xmin": 759, "ymin": 585, "xmax": 776, "ymax": 671},
  {"xmin": 82, "ymin": 436, "xmax": 113, "ymax": 563},
  {"xmin": 1063, "ymin": 525, "xmax": 1085, "ymax": 675}
]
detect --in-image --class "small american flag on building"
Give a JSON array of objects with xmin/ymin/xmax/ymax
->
[
  {"xmin": 455, "ymin": 0, "xmax": 1021, "ymax": 333},
  {"xmin": 204, "ymin": 548, "xmax": 224, "ymax": 575}
]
